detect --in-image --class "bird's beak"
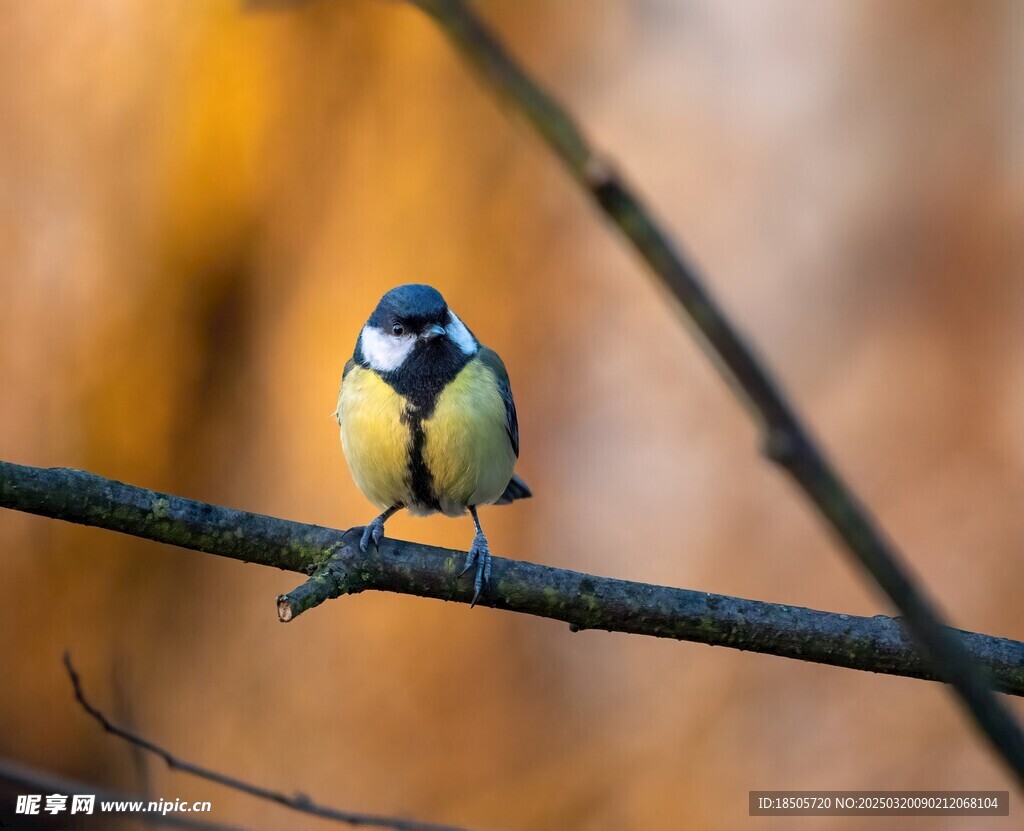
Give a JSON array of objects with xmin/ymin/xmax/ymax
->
[{"xmin": 420, "ymin": 324, "xmax": 446, "ymax": 342}]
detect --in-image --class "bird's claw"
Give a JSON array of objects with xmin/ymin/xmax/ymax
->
[
  {"xmin": 359, "ymin": 517, "xmax": 385, "ymax": 552},
  {"xmin": 460, "ymin": 531, "xmax": 491, "ymax": 608}
]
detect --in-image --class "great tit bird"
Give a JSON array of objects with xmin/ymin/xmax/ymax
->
[{"xmin": 335, "ymin": 284, "xmax": 531, "ymax": 606}]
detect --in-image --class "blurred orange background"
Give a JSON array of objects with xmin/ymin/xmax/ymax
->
[{"xmin": 1, "ymin": 1, "xmax": 1022, "ymax": 829}]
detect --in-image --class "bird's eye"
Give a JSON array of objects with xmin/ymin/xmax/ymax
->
[{"xmin": 391, "ymin": 323, "xmax": 404, "ymax": 336}]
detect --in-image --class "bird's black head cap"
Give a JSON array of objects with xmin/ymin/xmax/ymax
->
[{"xmin": 367, "ymin": 284, "xmax": 448, "ymax": 330}]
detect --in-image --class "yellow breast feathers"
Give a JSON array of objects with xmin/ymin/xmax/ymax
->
[
  {"xmin": 337, "ymin": 358, "xmax": 516, "ymax": 518},
  {"xmin": 422, "ymin": 358, "xmax": 516, "ymax": 517},
  {"xmin": 336, "ymin": 365, "xmax": 412, "ymax": 511}
]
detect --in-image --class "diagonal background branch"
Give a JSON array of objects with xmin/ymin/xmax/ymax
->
[
  {"xmin": 63, "ymin": 655, "xmax": 470, "ymax": 831},
  {"xmin": 2, "ymin": 461, "xmax": 1023, "ymax": 696},
  {"xmin": 406, "ymin": 0, "xmax": 1024, "ymax": 784}
]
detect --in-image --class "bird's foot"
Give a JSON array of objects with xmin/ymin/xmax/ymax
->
[
  {"xmin": 460, "ymin": 530, "xmax": 491, "ymax": 608},
  {"xmin": 356, "ymin": 506, "xmax": 400, "ymax": 553},
  {"xmin": 359, "ymin": 516, "xmax": 386, "ymax": 552}
]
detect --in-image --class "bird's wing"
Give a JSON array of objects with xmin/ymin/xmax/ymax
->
[
  {"xmin": 342, "ymin": 357, "xmax": 356, "ymax": 382},
  {"xmin": 334, "ymin": 358, "xmax": 357, "ymax": 424},
  {"xmin": 477, "ymin": 346, "xmax": 519, "ymax": 458}
]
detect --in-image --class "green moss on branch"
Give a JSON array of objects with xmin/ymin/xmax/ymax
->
[{"xmin": 3, "ymin": 459, "xmax": 1023, "ymax": 696}]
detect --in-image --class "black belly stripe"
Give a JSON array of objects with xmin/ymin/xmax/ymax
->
[
  {"xmin": 402, "ymin": 405, "xmax": 440, "ymax": 512},
  {"xmin": 354, "ymin": 334, "xmax": 475, "ymax": 512}
]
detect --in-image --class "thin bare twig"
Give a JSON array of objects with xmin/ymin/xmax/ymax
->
[
  {"xmin": 0, "ymin": 757, "xmax": 248, "ymax": 831},
  {"xmin": 1, "ymin": 463, "xmax": 1022, "ymax": 693},
  {"xmin": 406, "ymin": 0, "xmax": 1024, "ymax": 784},
  {"xmin": 63, "ymin": 655, "xmax": 473, "ymax": 831}
]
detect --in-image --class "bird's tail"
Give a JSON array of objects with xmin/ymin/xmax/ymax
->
[{"xmin": 495, "ymin": 473, "xmax": 532, "ymax": 505}]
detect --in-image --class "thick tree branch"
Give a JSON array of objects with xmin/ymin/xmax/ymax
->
[
  {"xmin": 2, "ymin": 461, "xmax": 1023, "ymax": 696},
  {"xmin": 64, "ymin": 655, "xmax": 471, "ymax": 831},
  {"xmin": 406, "ymin": 0, "xmax": 1024, "ymax": 783}
]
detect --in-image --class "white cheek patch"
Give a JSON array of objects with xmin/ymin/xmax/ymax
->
[
  {"xmin": 447, "ymin": 311, "xmax": 478, "ymax": 355},
  {"xmin": 360, "ymin": 325, "xmax": 416, "ymax": 372}
]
